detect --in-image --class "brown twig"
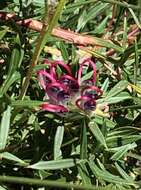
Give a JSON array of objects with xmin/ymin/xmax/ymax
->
[
  {"xmin": 0, "ymin": 12, "xmax": 140, "ymax": 56},
  {"xmin": 0, "ymin": 12, "xmax": 103, "ymax": 46}
]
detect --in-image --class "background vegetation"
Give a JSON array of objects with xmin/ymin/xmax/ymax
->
[{"xmin": 0, "ymin": 0, "xmax": 141, "ymax": 189}]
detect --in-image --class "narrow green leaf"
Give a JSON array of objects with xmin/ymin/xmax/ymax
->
[
  {"xmin": 128, "ymin": 8, "xmax": 141, "ymax": 29},
  {"xmin": 28, "ymin": 159, "xmax": 80, "ymax": 170},
  {"xmin": 107, "ymin": 135, "xmax": 141, "ymax": 148},
  {"xmin": 59, "ymin": 42, "xmax": 69, "ymax": 62},
  {"xmin": 80, "ymin": 120, "xmax": 87, "ymax": 159},
  {"xmin": 11, "ymin": 100, "xmax": 44, "ymax": 107},
  {"xmin": 0, "ymin": 186, "xmax": 7, "ymax": 190},
  {"xmin": 134, "ymin": 40, "xmax": 139, "ymax": 86},
  {"xmin": 101, "ymin": 78, "xmax": 109, "ymax": 93},
  {"xmin": 115, "ymin": 162, "xmax": 134, "ymax": 182},
  {"xmin": 0, "ymin": 106, "xmax": 11, "ymax": 150},
  {"xmin": 101, "ymin": 95, "xmax": 132, "ymax": 104},
  {"xmin": 78, "ymin": 162, "xmax": 91, "ymax": 185},
  {"xmin": 91, "ymin": 36, "xmax": 123, "ymax": 52},
  {"xmin": 0, "ymin": 28, "xmax": 8, "ymax": 40},
  {"xmin": 0, "ymin": 152, "xmax": 27, "ymax": 165},
  {"xmin": 77, "ymin": 3, "xmax": 110, "ymax": 31},
  {"xmin": 92, "ymin": 15, "xmax": 109, "ymax": 34},
  {"xmin": 77, "ymin": 9, "xmax": 87, "ymax": 31},
  {"xmin": 94, "ymin": 116, "xmax": 116, "ymax": 129},
  {"xmin": 89, "ymin": 121, "xmax": 107, "ymax": 149},
  {"xmin": 106, "ymin": 80, "xmax": 128, "ymax": 98},
  {"xmin": 81, "ymin": 71, "xmax": 93, "ymax": 84},
  {"xmin": 88, "ymin": 161, "xmax": 134, "ymax": 185},
  {"xmin": 32, "ymin": 0, "xmax": 44, "ymax": 5},
  {"xmin": 7, "ymin": 35, "xmax": 24, "ymax": 78},
  {"xmin": 122, "ymin": 12, "xmax": 128, "ymax": 49},
  {"xmin": 54, "ymin": 126, "xmax": 64, "ymax": 160},
  {"xmin": 0, "ymin": 35, "xmax": 23, "ymax": 97},
  {"xmin": 0, "ymin": 72, "xmax": 21, "ymax": 97},
  {"xmin": 111, "ymin": 143, "xmax": 137, "ymax": 161}
]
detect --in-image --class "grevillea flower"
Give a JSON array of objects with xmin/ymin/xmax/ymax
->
[{"xmin": 37, "ymin": 58, "xmax": 103, "ymax": 115}]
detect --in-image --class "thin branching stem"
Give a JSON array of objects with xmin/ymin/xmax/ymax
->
[{"xmin": 19, "ymin": 0, "xmax": 66, "ymax": 100}]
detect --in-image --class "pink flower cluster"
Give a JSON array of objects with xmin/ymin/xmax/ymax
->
[{"xmin": 37, "ymin": 58, "xmax": 102, "ymax": 113}]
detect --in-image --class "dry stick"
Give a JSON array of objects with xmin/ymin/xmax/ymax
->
[
  {"xmin": 0, "ymin": 12, "xmax": 99, "ymax": 46},
  {"xmin": 0, "ymin": 12, "xmax": 140, "ymax": 56}
]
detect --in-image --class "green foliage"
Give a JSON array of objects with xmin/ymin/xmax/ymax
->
[{"xmin": 0, "ymin": 0, "xmax": 141, "ymax": 190}]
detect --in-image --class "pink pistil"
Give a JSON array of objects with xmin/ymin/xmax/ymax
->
[
  {"xmin": 46, "ymin": 82, "xmax": 69, "ymax": 102},
  {"xmin": 76, "ymin": 96, "xmax": 96, "ymax": 111},
  {"xmin": 37, "ymin": 70, "xmax": 56, "ymax": 90},
  {"xmin": 53, "ymin": 60, "xmax": 72, "ymax": 76},
  {"xmin": 81, "ymin": 86, "xmax": 102, "ymax": 98},
  {"xmin": 78, "ymin": 58, "xmax": 96, "ymax": 85},
  {"xmin": 59, "ymin": 75, "xmax": 79, "ymax": 92}
]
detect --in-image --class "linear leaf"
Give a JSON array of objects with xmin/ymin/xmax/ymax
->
[
  {"xmin": 102, "ymin": 95, "xmax": 132, "ymax": 104},
  {"xmin": 7, "ymin": 35, "xmax": 24, "ymax": 79},
  {"xmin": 0, "ymin": 152, "xmax": 27, "ymax": 165},
  {"xmin": 77, "ymin": 3, "xmax": 110, "ymax": 31},
  {"xmin": 0, "ymin": 72, "xmax": 21, "ymax": 97},
  {"xmin": 80, "ymin": 120, "xmax": 87, "ymax": 159},
  {"xmin": 11, "ymin": 100, "xmax": 44, "ymax": 107},
  {"xmin": 0, "ymin": 28, "xmax": 8, "ymax": 40},
  {"xmin": 54, "ymin": 126, "xmax": 64, "ymax": 160},
  {"xmin": 0, "ymin": 106, "xmax": 11, "ymax": 150},
  {"xmin": 78, "ymin": 162, "xmax": 91, "ymax": 185},
  {"xmin": 28, "ymin": 159, "xmax": 80, "ymax": 170},
  {"xmin": 106, "ymin": 80, "xmax": 128, "ymax": 98},
  {"xmin": 111, "ymin": 143, "xmax": 136, "ymax": 161},
  {"xmin": 59, "ymin": 42, "xmax": 69, "ymax": 61},
  {"xmin": 89, "ymin": 120, "xmax": 107, "ymax": 149},
  {"xmin": 88, "ymin": 161, "xmax": 134, "ymax": 186},
  {"xmin": 115, "ymin": 162, "xmax": 134, "ymax": 182},
  {"xmin": 101, "ymin": 78, "xmax": 109, "ymax": 93},
  {"xmin": 0, "ymin": 186, "xmax": 7, "ymax": 190}
]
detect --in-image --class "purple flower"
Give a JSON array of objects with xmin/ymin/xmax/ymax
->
[{"xmin": 37, "ymin": 58, "xmax": 102, "ymax": 114}]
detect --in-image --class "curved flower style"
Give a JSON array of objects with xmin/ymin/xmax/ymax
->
[{"xmin": 37, "ymin": 58, "xmax": 103, "ymax": 114}]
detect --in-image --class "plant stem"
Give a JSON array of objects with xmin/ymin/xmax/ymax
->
[
  {"xmin": 19, "ymin": 0, "xmax": 66, "ymax": 100},
  {"xmin": 0, "ymin": 175, "xmax": 105, "ymax": 190}
]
